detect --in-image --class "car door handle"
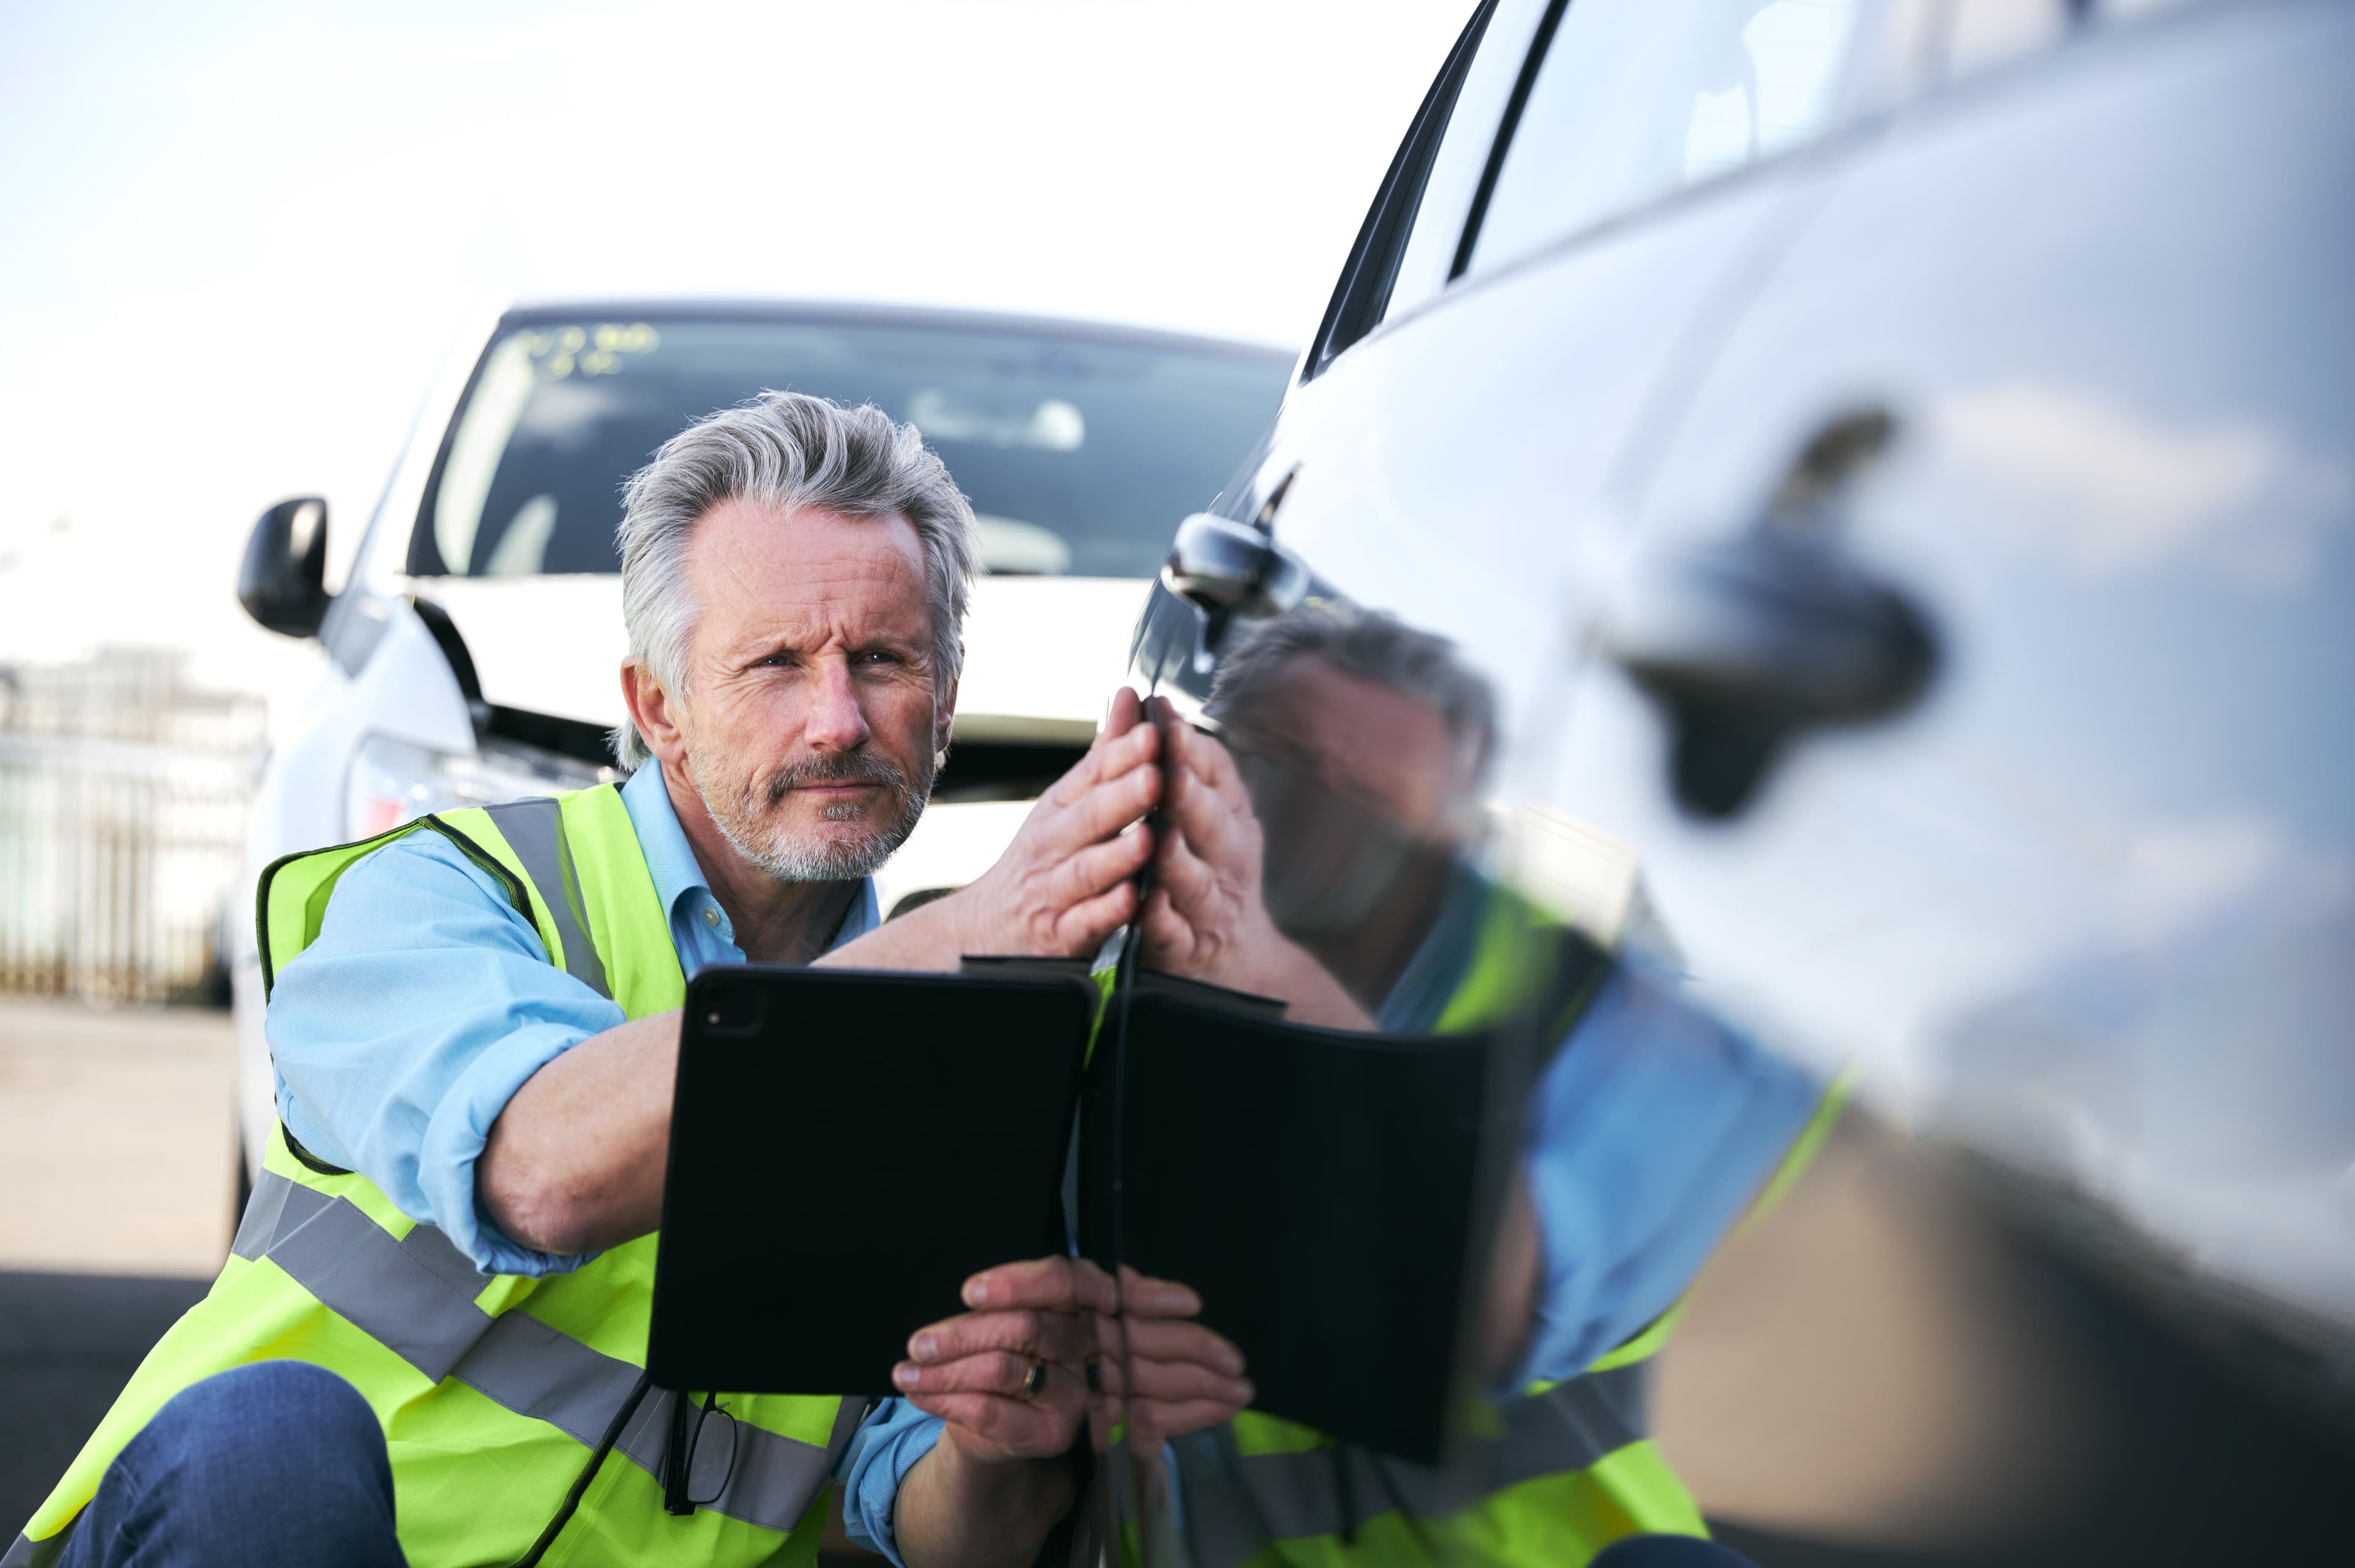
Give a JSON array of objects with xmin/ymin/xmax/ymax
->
[{"xmin": 1600, "ymin": 410, "xmax": 1939, "ymax": 819}]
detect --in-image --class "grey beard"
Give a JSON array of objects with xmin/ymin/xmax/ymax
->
[{"xmin": 692, "ymin": 746, "xmax": 935, "ymax": 886}]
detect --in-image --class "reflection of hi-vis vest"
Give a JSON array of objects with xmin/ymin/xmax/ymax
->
[
  {"xmin": 1173, "ymin": 896, "xmax": 1844, "ymax": 1568},
  {"xmin": 12, "ymin": 787, "xmax": 855, "ymax": 1568}
]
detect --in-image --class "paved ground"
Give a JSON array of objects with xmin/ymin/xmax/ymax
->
[
  {"xmin": 0, "ymin": 998, "xmax": 238, "ymax": 1278},
  {"xmin": 0, "ymin": 1271, "xmax": 205, "ymax": 1533},
  {"xmin": 0, "ymin": 998, "xmax": 234, "ymax": 1534},
  {"xmin": 1, "ymin": 999, "xmax": 2345, "ymax": 1562}
]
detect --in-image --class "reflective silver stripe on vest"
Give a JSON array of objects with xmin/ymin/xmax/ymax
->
[
  {"xmin": 483, "ymin": 796, "xmax": 611, "ymax": 1001},
  {"xmin": 2, "ymin": 1529, "xmax": 64, "ymax": 1568},
  {"xmin": 1178, "ymin": 1364, "xmax": 1650, "ymax": 1566},
  {"xmin": 231, "ymin": 1169, "xmax": 833, "ymax": 1534}
]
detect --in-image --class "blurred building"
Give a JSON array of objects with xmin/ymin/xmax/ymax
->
[{"xmin": 0, "ymin": 648, "xmax": 263, "ymax": 1004}]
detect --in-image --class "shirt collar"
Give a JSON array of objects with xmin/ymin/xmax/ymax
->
[{"xmin": 618, "ymin": 763, "xmax": 881, "ymax": 955}]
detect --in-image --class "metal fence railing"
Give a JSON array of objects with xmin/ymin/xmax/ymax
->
[{"xmin": 0, "ymin": 650, "xmax": 264, "ymax": 1005}]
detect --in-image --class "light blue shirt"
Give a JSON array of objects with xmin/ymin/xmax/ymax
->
[
  {"xmin": 266, "ymin": 762, "xmax": 937, "ymax": 1562},
  {"xmin": 1376, "ymin": 863, "xmax": 1821, "ymax": 1387}
]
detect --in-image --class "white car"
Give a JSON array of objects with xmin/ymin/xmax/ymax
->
[
  {"xmin": 1118, "ymin": 3, "xmax": 2355, "ymax": 1543},
  {"xmin": 229, "ymin": 300, "xmax": 1290, "ymax": 1182}
]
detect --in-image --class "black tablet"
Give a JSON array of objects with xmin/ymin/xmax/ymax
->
[
  {"xmin": 647, "ymin": 965, "xmax": 1097, "ymax": 1395},
  {"xmin": 1102, "ymin": 990, "xmax": 1498, "ymax": 1464}
]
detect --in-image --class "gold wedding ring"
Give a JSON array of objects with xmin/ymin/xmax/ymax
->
[{"xmin": 1017, "ymin": 1360, "xmax": 1047, "ymax": 1400}]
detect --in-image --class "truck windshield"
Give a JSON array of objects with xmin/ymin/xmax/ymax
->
[{"xmin": 409, "ymin": 314, "xmax": 1290, "ymax": 580}]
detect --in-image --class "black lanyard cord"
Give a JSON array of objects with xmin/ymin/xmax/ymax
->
[{"xmin": 512, "ymin": 1369, "xmax": 655, "ymax": 1568}]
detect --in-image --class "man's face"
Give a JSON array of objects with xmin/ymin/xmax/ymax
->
[
  {"xmin": 1230, "ymin": 655, "xmax": 1474, "ymax": 838},
  {"xmin": 1223, "ymin": 654, "xmax": 1480, "ymax": 934},
  {"xmin": 668, "ymin": 499, "xmax": 950, "ymax": 883}
]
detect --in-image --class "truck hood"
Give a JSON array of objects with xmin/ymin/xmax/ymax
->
[{"xmin": 416, "ymin": 573, "xmax": 1147, "ymax": 743}]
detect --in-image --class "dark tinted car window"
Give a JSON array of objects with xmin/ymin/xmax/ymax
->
[{"xmin": 409, "ymin": 316, "xmax": 1290, "ymax": 581}]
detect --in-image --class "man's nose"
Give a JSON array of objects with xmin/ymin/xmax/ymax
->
[{"xmin": 803, "ymin": 657, "xmax": 873, "ymax": 753}]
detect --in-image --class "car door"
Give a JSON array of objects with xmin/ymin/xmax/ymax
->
[
  {"xmin": 1544, "ymin": 0, "xmax": 2355, "ymax": 1401},
  {"xmin": 1099, "ymin": 3, "xmax": 1939, "ymax": 1561}
]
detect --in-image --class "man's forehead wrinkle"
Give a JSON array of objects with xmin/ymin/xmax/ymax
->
[{"xmin": 687, "ymin": 499, "xmax": 934, "ymax": 665}]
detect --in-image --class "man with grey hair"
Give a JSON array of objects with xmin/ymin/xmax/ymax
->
[{"xmin": 25, "ymin": 392, "xmax": 1249, "ymax": 1568}]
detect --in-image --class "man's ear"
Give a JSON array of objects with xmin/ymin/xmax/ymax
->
[{"xmin": 621, "ymin": 661, "xmax": 690, "ymax": 767}]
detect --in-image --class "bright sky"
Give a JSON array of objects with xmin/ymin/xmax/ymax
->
[{"xmin": 0, "ymin": 0, "xmax": 1468, "ymax": 718}]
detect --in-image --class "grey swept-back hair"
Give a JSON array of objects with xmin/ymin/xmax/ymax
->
[
  {"xmin": 1205, "ymin": 602, "xmax": 1498, "ymax": 771},
  {"xmin": 612, "ymin": 391, "xmax": 978, "ymax": 770}
]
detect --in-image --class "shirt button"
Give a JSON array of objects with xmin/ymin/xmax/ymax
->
[{"xmin": 701, "ymin": 907, "xmax": 721, "ymax": 927}]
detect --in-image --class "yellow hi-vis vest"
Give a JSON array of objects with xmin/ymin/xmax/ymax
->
[
  {"xmin": 10, "ymin": 787, "xmax": 854, "ymax": 1568},
  {"xmin": 1173, "ymin": 895, "xmax": 1845, "ymax": 1568}
]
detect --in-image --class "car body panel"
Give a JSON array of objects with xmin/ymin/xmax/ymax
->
[
  {"xmin": 1547, "ymin": 0, "xmax": 2355, "ymax": 1318},
  {"xmin": 1103, "ymin": 0, "xmax": 2353, "ymax": 1558}
]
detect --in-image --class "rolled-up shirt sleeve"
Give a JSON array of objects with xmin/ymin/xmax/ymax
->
[
  {"xmin": 832, "ymin": 1398, "xmax": 945, "ymax": 1567},
  {"xmin": 266, "ymin": 830, "xmax": 626, "ymax": 1277}
]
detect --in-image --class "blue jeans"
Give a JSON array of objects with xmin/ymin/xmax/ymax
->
[{"xmin": 58, "ymin": 1362, "xmax": 405, "ymax": 1568}]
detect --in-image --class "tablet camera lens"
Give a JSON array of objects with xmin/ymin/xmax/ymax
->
[{"xmin": 700, "ymin": 982, "xmax": 764, "ymax": 1038}]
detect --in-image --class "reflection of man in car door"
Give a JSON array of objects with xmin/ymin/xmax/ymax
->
[
  {"xmin": 1145, "ymin": 603, "xmax": 1494, "ymax": 1029},
  {"xmin": 17, "ymin": 394, "xmax": 1245, "ymax": 1568},
  {"xmin": 1139, "ymin": 603, "xmax": 1829, "ymax": 1566}
]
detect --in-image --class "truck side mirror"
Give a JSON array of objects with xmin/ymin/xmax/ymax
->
[{"xmin": 238, "ymin": 497, "xmax": 332, "ymax": 638}]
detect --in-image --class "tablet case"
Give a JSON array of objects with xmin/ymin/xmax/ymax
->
[
  {"xmin": 1101, "ymin": 990, "xmax": 1493, "ymax": 1465},
  {"xmin": 648, "ymin": 963, "xmax": 1503, "ymax": 1464},
  {"xmin": 647, "ymin": 965, "xmax": 1095, "ymax": 1396}
]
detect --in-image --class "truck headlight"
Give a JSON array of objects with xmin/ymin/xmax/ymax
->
[{"xmin": 346, "ymin": 733, "xmax": 616, "ymax": 839}]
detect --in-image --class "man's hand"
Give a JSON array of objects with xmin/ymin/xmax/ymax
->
[
  {"xmin": 950, "ymin": 687, "xmax": 1162, "ymax": 957},
  {"xmin": 885, "ymin": 1259, "xmax": 1088, "ymax": 1568},
  {"xmin": 891, "ymin": 1258, "xmax": 1095, "ymax": 1462},
  {"xmin": 886, "ymin": 1255, "xmax": 1247, "ymax": 1568},
  {"xmin": 826, "ymin": 687, "xmax": 1160, "ymax": 974},
  {"xmin": 1139, "ymin": 703, "xmax": 1373, "ymax": 1030},
  {"xmin": 892, "ymin": 1257, "xmax": 1252, "ymax": 1458},
  {"xmin": 1086, "ymin": 1266, "xmax": 1255, "ymax": 1451}
]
